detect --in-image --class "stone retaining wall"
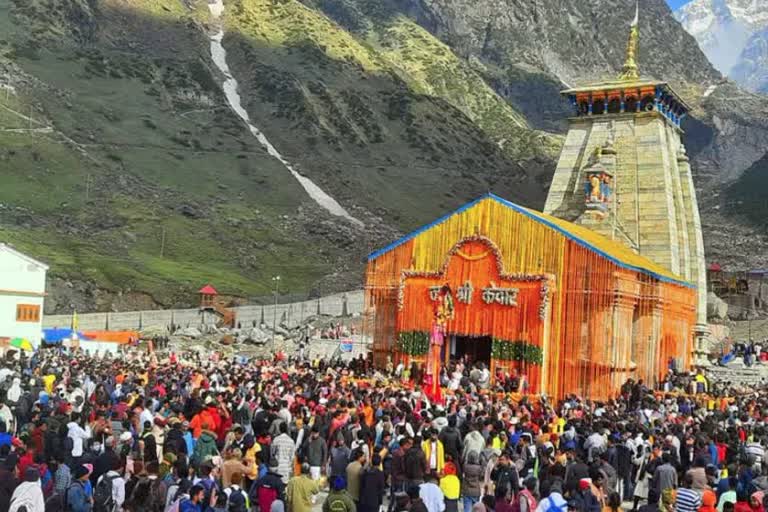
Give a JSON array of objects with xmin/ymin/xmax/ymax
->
[{"xmin": 43, "ymin": 290, "xmax": 365, "ymax": 330}]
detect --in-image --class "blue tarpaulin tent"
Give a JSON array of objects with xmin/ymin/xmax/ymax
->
[{"xmin": 42, "ymin": 328, "xmax": 89, "ymax": 344}]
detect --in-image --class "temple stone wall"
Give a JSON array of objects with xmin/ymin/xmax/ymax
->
[{"xmin": 544, "ymin": 110, "xmax": 707, "ymax": 329}]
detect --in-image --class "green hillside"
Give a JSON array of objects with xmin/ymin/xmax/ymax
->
[{"xmin": 0, "ymin": 0, "xmax": 558, "ymax": 310}]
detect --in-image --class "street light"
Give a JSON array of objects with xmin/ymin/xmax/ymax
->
[{"xmin": 272, "ymin": 275, "xmax": 281, "ymax": 353}]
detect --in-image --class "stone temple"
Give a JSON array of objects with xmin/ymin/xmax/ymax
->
[{"xmin": 543, "ymin": 6, "xmax": 709, "ymax": 350}]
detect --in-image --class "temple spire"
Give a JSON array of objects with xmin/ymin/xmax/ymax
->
[{"xmin": 619, "ymin": 1, "xmax": 640, "ymax": 80}]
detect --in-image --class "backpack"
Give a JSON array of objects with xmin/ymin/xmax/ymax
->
[
  {"xmin": 327, "ymin": 494, "xmax": 353, "ymax": 512},
  {"xmin": 541, "ymin": 497, "xmax": 565, "ymax": 512},
  {"xmin": 227, "ymin": 486, "xmax": 250, "ymax": 512},
  {"xmin": 63, "ymin": 436, "xmax": 74, "ymax": 457},
  {"xmin": 149, "ymin": 478, "xmax": 168, "ymax": 512},
  {"xmin": 93, "ymin": 474, "xmax": 118, "ymax": 512},
  {"xmin": 128, "ymin": 477, "xmax": 153, "ymax": 510},
  {"xmin": 404, "ymin": 448, "xmax": 423, "ymax": 479},
  {"xmin": 511, "ymin": 489, "xmax": 537, "ymax": 512},
  {"xmin": 64, "ymin": 481, "xmax": 85, "ymax": 511}
]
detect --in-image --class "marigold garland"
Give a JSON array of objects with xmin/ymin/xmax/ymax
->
[
  {"xmin": 396, "ymin": 331, "xmax": 430, "ymax": 356},
  {"xmin": 491, "ymin": 339, "xmax": 544, "ymax": 365}
]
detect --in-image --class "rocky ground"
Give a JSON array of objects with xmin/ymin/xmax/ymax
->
[{"xmin": 160, "ymin": 312, "xmax": 367, "ymax": 360}]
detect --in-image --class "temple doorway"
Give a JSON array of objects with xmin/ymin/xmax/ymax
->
[{"xmin": 451, "ymin": 335, "xmax": 492, "ymax": 366}]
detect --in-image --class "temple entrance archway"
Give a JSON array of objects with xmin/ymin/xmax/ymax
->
[{"xmin": 451, "ymin": 335, "xmax": 492, "ymax": 367}]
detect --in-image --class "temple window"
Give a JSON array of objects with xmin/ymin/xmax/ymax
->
[
  {"xmin": 625, "ymin": 95, "xmax": 638, "ymax": 113},
  {"xmin": 607, "ymin": 98, "xmax": 621, "ymax": 114},
  {"xmin": 592, "ymin": 98, "xmax": 605, "ymax": 115},
  {"xmin": 640, "ymin": 95, "xmax": 655, "ymax": 112},
  {"xmin": 578, "ymin": 101, "xmax": 590, "ymax": 116}
]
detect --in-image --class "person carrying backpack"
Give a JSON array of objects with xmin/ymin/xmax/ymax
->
[
  {"xmin": 534, "ymin": 481, "xmax": 568, "ymax": 512},
  {"xmin": 93, "ymin": 462, "xmax": 124, "ymax": 512},
  {"xmin": 250, "ymin": 459, "xmax": 286, "ymax": 512},
  {"xmin": 145, "ymin": 461, "xmax": 167, "ymax": 512},
  {"xmin": 323, "ymin": 476, "xmax": 356, "ymax": 512},
  {"xmin": 65, "ymin": 465, "xmax": 92, "ymax": 512},
  {"xmin": 512, "ymin": 477, "xmax": 538, "ymax": 512},
  {"xmin": 224, "ymin": 472, "xmax": 250, "ymax": 512}
]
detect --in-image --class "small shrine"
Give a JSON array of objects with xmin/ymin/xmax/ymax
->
[{"xmin": 199, "ymin": 284, "xmax": 218, "ymax": 309}]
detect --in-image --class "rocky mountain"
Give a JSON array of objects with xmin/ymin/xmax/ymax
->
[
  {"xmin": 1, "ymin": 0, "xmax": 767, "ymax": 312},
  {"xmin": 675, "ymin": 0, "xmax": 768, "ymax": 93}
]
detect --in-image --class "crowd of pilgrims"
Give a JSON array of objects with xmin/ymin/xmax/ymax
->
[{"xmin": 0, "ymin": 347, "xmax": 766, "ymax": 512}]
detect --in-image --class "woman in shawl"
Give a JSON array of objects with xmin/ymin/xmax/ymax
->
[{"xmin": 9, "ymin": 466, "xmax": 45, "ymax": 512}]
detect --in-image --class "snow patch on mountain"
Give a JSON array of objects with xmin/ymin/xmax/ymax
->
[
  {"xmin": 205, "ymin": 0, "xmax": 364, "ymax": 228},
  {"xmin": 675, "ymin": 0, "xmax": 768, "ymax": 91}
]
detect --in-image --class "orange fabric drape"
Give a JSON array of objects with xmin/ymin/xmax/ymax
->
[{"xmin": 364, "ymin": 197, "xmax": 697, "ymax": 400}]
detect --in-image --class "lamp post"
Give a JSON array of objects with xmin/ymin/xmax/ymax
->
[{"xmin": 272, "ymin": 275, "xmax": 281, "ymax": 353}]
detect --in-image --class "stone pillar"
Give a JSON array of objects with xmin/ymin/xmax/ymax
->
[
  {"xmin": 538, "ymin": 275, "xmax": 556, "ymax": 396},
  {"xmin": 677, "ymin": 146, "xmax": 710, "ymax": 365},
  {"xmin": 611, "ymin": 271, "xmax": 640, "ymax": 390}
]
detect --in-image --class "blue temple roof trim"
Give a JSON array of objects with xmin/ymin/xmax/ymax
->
[{"xmin": 367, "ymin": 193, "xmax": 694, "ymax": 289}]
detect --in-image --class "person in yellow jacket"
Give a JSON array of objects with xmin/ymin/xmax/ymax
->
[
  {"xmin": 440, "ymin": 463, "xmax": 461, "ymax": 512},
  {"xmin": 422, "ymin": 429, "xmax": 446, "ymax": 474}
]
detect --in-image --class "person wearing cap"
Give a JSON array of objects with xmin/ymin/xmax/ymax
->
[
  {"xmin": 163, "ymin": 417, "xmax": 188, "ymax": 458},
  {"xmin": 323, "ymin": 476, "xmax": 355, "ymax": 512},
  {"xmin": 0, "ymin": 447, "xmax": 20, "ymax": 511},
  {"xmin": 8, "ymin": 465, "xmax": 45, "ymax": 512},
  {"xmin": 570, "ymin": 479, "xmax": 600, "ymax": 512},
  {"xmin": 251, "ymin": 457, "xmax": 286, "ymax": 512},
  {"xmin": 66, "ymin": 465, "xmax": 93, "ymax": 512},
  {"xmin": 222, "ymin": 448, "xmax": 254, "ymax": 488}
]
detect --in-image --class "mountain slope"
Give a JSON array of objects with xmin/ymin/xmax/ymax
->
[
  {"xmin": 676, "ymin": 0, "xmax": 768, "ymax": 93},
  {"xmin": 3, "ymin": 0, "xmax": 768, "ymax": 312},
  {"xmin": 0, "ymin": 0, "xmax": 556, "ymax": 311},
  {"xmin": 379, "ymin": 0, "xmax": 768, "ymax": 270}
]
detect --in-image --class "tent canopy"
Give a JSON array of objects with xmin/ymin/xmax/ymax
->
[{"xmin": 42, "ymin": 328, "xmax": 90, "ymax": 344}]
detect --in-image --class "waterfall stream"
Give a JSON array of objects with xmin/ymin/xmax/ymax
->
[{"xmin": 207, "ymin": 0, "xmax": 364, "ymax": 227}]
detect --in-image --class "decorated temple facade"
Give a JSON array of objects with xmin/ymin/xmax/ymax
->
[
  {"xmin": 543, "ymin": 6, "xmax": 708, "ymax": 350},
  {"xmin": 364, "ymin": 195, "xmax": 696, "ymax": 400}
]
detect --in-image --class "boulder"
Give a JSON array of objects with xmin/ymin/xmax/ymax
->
[
  {"xmin": 707, "ymin": 292, "xmax": 728, "ymax": 320},
  {"xmin": 179, "ymin": 327, "xmax": 202, "ymax": 338},
  {"xmin": 248, "ymin": 327, "xmax": 271, "ymax": 344}
]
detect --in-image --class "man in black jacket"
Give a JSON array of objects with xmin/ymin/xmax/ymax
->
[
  {"xmin": 491, "ymin": 452, "xmax": 520, "ymax": 497},
  {"xmin": 303, "ymin": 426, "xmax": 328, "ymax": 480},
  {"xmin": 439, "ymin": 416, "xmax": 463, "ymax": 471},
  {"xmin": 163, "ymin": 418, "xmax": 188, "ymax": 459}
]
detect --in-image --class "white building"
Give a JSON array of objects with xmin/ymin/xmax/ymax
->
[{"xmin": 0, "ymin": 243, "xmax": 48, "ymax": 346}]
